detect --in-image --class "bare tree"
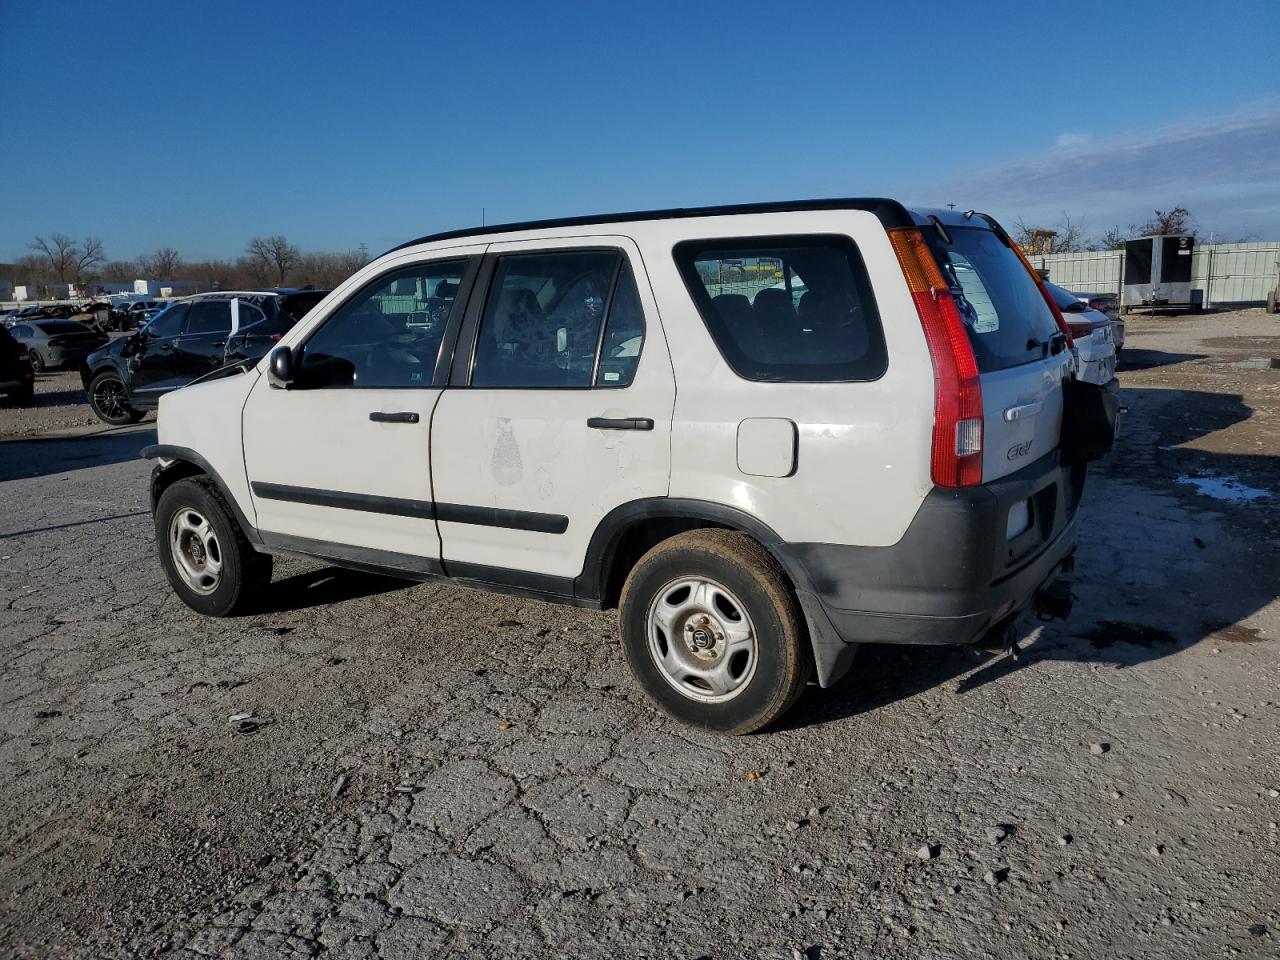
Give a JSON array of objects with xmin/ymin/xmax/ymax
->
[
  {"xmin": 100, "ymin": 260, "xmax": 139, "ymax": 283},
  {"xmin": 14, "ymin": 254, "xmax": 48, "ymax": 284},
  {"xmin": 76, "ymin": 236, "xmax": 106, "ymax": 284},
  {"xmin": 246, "ymin": 235, "xmax": 300, "ymax": 286},
  {"xmin": 1138, "ymin": 207, "xmax": 1195, "ymax": 237},
  {"xmin": 1012, "ymin": 212, "xmax": 1088, "ymax": 254},
  {"xmin": 30, "ymin": 233, "xmax": 80, "ymax": 283},
  {"xmin": 138, "ymin": 247, "xmax": 183, "ymax": 278}
]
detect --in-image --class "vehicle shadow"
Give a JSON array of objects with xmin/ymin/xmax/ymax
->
[
  {"xmin": 248, "ymin": 566, "xmax": 415, "ymax": 615},
  {"xmin": 1115, "ymin": 349, "xmax": 1207, "ymax": 372},
  {"xmin": 26, "ymin": 387, "xmax": 89, "ymax": 408},
  {"xmin": 0, "ymin": 427, "xmax": 157, "ymax": 482},
  {"xmin": 779, "ymin": 385, "xmax": 1276, "ymax": 732}
]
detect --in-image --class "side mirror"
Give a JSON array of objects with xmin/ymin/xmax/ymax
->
[{"xmin": 268, "ymin": 345, "xmax": 295, "ymax": 389}]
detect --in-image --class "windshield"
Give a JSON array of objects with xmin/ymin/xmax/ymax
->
[{"xmin": 924, "ymin": 227, "xmax": 1059, "ymax": 373}]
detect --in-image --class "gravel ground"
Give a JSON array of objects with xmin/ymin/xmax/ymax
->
[{"xmin": 0, "ymin": 310, "xmax": 1277, "ymax": 959}]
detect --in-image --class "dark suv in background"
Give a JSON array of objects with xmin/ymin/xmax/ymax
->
[
  {"xmin": 81, "ymin": 288, "xmax": 328, "ymax": 424},
  {"xmin": 0, "ymin": 325, "xmax": 36, "ymax": 406}
]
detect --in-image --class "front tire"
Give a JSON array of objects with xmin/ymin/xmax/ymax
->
[
  {"xmin": 29, "ymin": 351, "xmax": 45, "ymax": 373},
  {"xmin": 155, "ymin": 477, "xmax": 272, "ymax": 616},
  {"xmin": 619, "ymin": 530, "xmax": 811, "ymax": 734},
  {"xmin": 87, "ymin": 370, "xmax": 145, "ymax": 425}
]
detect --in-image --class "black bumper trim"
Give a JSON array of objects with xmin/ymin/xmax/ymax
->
[{"xmin": 778, "ymin": 451, "xmax": 1085, "ymax": 648}]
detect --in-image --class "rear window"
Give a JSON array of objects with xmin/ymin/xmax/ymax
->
[
  {"xmin": 673, "ymin": 235, "xmax": 887, "ymax": 382},
  {"xmin": 1043, "ymin": 281, "xmax": 1085, "ymax": 312},
  {"xmin": 36, "ymin": 321, "xmax": 92, "ymax": 334},
  {"xmin": 924, "ymin": 227, "xmax": 1059, "ymax": 373}
]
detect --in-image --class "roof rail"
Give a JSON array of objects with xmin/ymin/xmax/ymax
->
[{"xmin": 387, "ymin": 197, "xmax": 914, "ymax": 255}]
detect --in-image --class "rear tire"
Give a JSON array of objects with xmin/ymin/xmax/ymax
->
[
  {"xmin": 155, "ymin": 477, "xmax": 272, "ymax": 617},
  {"xmin": 5, "ymin": 385, "xmax": 34, "ymax": 407},
  {"xmin": 619, "ymin": 530, "xmax": 811, "ymax": 735},
  {"xmin": 87, "ymin": 370, "xmax": 145, "ymax": 425}
]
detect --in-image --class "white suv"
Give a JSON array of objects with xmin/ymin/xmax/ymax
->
[{"xmin": 144, "ymin": 200, "xmax": 1101, "ymax": 733}]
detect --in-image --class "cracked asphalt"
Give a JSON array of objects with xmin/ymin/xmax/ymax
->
[{"xmin": 1, "ymin": 311, "xmax": 1277, "ymax": 959}]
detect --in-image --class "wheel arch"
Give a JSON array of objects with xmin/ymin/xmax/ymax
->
[
  {"xmin": 576, "ymin": 498, "xmax": 856, "ymax": 688},
  {"xmin": 144, "ymin": 445, "xmax": 263, "ymax": 546}
]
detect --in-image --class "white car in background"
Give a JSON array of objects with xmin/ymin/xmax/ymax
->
[
  {"xmin": 1045, "ymin": 281, "xmax": 1116, "ymax": 385},
  {"xmin": 1071, "ymin": 290, "xmax": 1124, "ymax": 350}
]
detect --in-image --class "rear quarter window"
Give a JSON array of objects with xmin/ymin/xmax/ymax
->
[
  {"xmin": 673, "ymin": 234, "xmax": 887, "ymax": 382},
  {"xmin": 924, "ymin": 227, "xmax": 1059, "ymax": 373}
]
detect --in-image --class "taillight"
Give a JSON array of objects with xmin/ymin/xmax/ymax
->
[
  {"xmin": 1088, "ymin": 298, "xmax": 1105, "ymax": 311},
  {"xmin": 888, "ymin": 227, "xmax": 983, "ymax": 488},
  {"xmin": 1067, "ymin": 320, "xmax": 1095, "ymax": 339},
  {"xmin": 1008, "ymin": 243, "xmax": 1074, "ymax": 347}
]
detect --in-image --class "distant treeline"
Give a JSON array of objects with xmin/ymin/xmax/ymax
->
[{"xmin": 3, "ymin": 234, "xmax": 371, "ymax": 296}]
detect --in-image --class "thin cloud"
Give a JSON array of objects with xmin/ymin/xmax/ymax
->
[{"xmin": 918, "ymin": 99, "xmax": 1280, "ymax": 236}]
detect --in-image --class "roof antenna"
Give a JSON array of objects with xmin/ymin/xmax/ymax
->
[
  {"xmin": 481, "ymin": 207, "xmax": 485, "ymax": 226},
  {"xmin": 963, "ymin": 209, "xmax": 976, "ymax": 220}
]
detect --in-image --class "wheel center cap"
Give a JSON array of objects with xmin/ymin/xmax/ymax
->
[{"xmin": 691, "ymin": 628, "xmax": 712, "ymax": 650}]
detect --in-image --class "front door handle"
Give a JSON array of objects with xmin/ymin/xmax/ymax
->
[
  {"xmin": 587, "ymin": 417, "xmax": 654, "ymax": 431},
  {"xmin": 369, "ymin": 411, "xmax": 420, "ymax": 424}
]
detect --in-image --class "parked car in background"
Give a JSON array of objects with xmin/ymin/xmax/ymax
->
[
  {"xmin": 1044, "ymin": 281, "xmax": 1116, "ymax": 385},
  {"xmin": 0, "ymin": 325, "xmax": 35, "ymax": 406},
  {"xmin": 1071, "ymin": 290, "xmax": 1123, "ymax": 349},
  {"xmin": 81, "ymin": 287, "xmax": 329, "ymax": 424},
  {"xmin": 142, "ymin": 200, "xmax": 1108, "ymax": 734},
  {"xmin": 8, "ymin": 319, "xmax": 109, "ymax": 372},
  {"xmin": 4, "ymin": 305, "xmax": 47, "ymax": 327}
]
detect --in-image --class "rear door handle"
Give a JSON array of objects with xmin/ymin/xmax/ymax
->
[
  {"xmin": 1003, "ymin": 400, "xmax": 1043, "ymax": 422},
  {"xmin": 369, "ymin": 411, "xmax": 420, "ymax": 424},
  {"xmin": 587, "ymin": 417, "xmax": 654, "ymax": 431}
]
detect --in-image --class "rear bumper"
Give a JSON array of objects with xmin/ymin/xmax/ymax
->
[{"xmin": 781, "ymin": 451, "xmax": 1084, "ymax": 659}]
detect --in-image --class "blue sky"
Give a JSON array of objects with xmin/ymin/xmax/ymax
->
[{"xmin": 3, "ymin": 0, "xmax": 1278, "ymax": 261}]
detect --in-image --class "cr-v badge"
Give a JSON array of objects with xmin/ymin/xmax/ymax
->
[{"xmin": 1007, "ymin": 440, "xmax": 1034, "ymax": 461}]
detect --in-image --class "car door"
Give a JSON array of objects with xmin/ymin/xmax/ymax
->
[
  {"xmin": 175, "ymin": 298, "xmax": 234, "ymax": 379},
  {"xmin": 128, "ymin": 302, "xmax": 189, "ymax": 396},
  {"xmin": 241, "ymin": 250, "xmax": 482, "ymax": 569},
  {"xmin": 429, "ymin": 237, "xmax": 675, "ymax": 586}
]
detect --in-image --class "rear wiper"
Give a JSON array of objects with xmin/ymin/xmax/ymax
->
[{"xmin": 963, "ymin": 210, "xmax": 1014, "ymax": 248}]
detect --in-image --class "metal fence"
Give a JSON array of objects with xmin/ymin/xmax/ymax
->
[{"xmin": 1027, "ymin": 242, "xmax": 1280, "ymax": 308}]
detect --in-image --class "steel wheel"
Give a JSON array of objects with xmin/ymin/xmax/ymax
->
[
  {"xmin": 91, "ymin": 375, "xmax": 129, "ymax": 419},
  {"xmin": 646, "ymin": 576, "xmax": 759, "ymax": 703},
  {"xmin": 169, "ymin": 508, "xmax": 223, "ymax": 595}
]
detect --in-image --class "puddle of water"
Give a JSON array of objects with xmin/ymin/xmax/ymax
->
[
  {"xmin": 1229, "ymin": 356, "xmax": 1280, "ymax": 370},
  {"xmin": 1203, "ymin": 622, "xmax": 1268, "ymax": 644},
  {"xmin": 1175, "ymin": 473, "xmax": 1271, "ymax": 502}
]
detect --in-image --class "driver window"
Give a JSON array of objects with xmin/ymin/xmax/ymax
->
[{"xmin": 297, "ymin": 260, "xmax": 468, "ymax": 388}]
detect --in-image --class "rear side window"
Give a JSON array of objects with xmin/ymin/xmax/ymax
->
[
  {"xmin": 470, "ymin": 250, "xmax": 643, "ymax": 389},
  {"xmin": 924, "ymin": 227, "xmax": 1059, "ymax": 373},
  {"xmin": 674, "ymin": 235, "xmax": 887, "ymax": 382}
]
